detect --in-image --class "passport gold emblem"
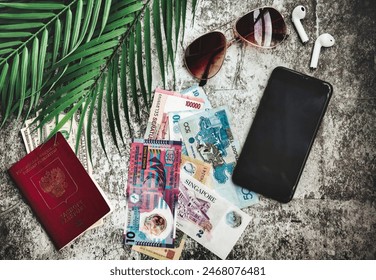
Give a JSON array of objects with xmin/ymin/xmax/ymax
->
[{"xmin": 39, "ymin": 167, "xmax": 67, "ymax": 198}]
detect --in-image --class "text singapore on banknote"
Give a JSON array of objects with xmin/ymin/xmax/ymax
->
[
  {"xmin": 131, "ymin": 154, "xmax": 213, "ymax": 259},
  {"xmin": 177, "ymin": 173, "xmax": 251, "ymax": 259},
  {"xmin": 179, "ymin": 106, "xmax": 259, "ymax": 208},
  {"xmin": 124, "ymin": 139, "xmax": 182, "ymax": 248}
]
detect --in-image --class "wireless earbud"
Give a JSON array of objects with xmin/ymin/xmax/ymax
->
[
  {"xmin": 292, "ymin": 5, "xmax": 309, "ymax": 44},
  {"xmin": 310, "ymin": 33, "xmax": 335, "ymax": 69}
]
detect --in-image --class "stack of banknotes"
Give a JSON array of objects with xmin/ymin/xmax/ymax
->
[
  {"xmin": 124, "ymin": 86, "xmax": 259, "ymax": 260},
  {"xmin": 21, "ymin": 113, "xmax": 92, "ymax": 174}
]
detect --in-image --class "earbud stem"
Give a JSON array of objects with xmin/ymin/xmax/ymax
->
[
  {"xmin": 293, "ymin": 19, "xmax": 309, "ymax": 44},
  {"xmin": 310, "ymin": 43, "xmax": 321, "ymax": 69}
]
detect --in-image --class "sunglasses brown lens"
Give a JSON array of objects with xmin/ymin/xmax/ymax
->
[
  {"xmin": 184, "ymin": 31, "xmax": 227, "ymax": 81},
  {"xmin": 235, "ymin": 7, "xmax": 287, "ymax": 48}
]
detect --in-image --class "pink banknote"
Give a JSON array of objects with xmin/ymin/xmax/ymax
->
[
  {"xmin": 124, "ymin": 139, "xmax": 182, "ymax": 248},
  {"xmin": 144, "ymin": 88, "xmax": 205, "ymax": 140}
]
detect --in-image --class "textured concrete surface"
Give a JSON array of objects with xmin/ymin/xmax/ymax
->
[{"xmin": 1, "ymin": 0, "xmax": 375, "ymax": 260}]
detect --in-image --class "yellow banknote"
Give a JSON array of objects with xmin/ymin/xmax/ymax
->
[
  {"xmin": 181, "ymin": 155, "xmax": 212, "ymax": 187},
  {"xmin": 132, "ymin": 230, "xmax": 186, "ymax": 260}
]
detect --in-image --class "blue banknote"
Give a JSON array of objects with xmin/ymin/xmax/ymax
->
[
  {"xmin": 179, "ymin": 106, "xmax": 258, "ymax": 208},
  {"xmin": 168, "ymin": 110, "xmax": 203, "ymax": 155}
]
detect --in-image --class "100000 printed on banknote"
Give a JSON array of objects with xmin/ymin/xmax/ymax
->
[{"xmin": 144, "ymin": 88, "xmax": 205, "ymax": 140}]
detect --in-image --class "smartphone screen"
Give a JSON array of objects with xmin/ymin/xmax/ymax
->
[{"xmin": 232, "ymin": 67, "xmax": 332, "ymax": 203}]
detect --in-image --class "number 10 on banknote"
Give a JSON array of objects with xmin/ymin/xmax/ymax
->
[{"xmin": 124, "ymin": 139, "xmax": 182, "ymax": 248}]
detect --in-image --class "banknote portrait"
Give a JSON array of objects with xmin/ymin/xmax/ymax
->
[{"xmin": 138, "ymin": 157, "xmax": 174, "ymax": 240}]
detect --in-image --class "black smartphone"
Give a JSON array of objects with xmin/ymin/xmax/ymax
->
[{"xmin": 232, "ymin": 66, "xmax": 332, "ymax": 203}]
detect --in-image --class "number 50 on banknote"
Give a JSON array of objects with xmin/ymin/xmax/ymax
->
[{"xmin": 124, "ymin": 139, "xmax": 182, "ymax": 248}]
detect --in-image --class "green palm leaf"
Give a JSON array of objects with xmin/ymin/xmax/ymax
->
[
  {"xmin": 153, "ymin": 0, "xmax": 166, "ymax": 88},
  {"xmin": 62, "ymin": 8, "xmax": 73, "ymax": 57},
  {"xmin": 0, "ymin": 32, "xmax": 32, "ymax": 38},
  {"xmin": 18, "ymin": 46, "xmax": 28, "ymax": 119},
  {"xmin": 191, "ymin": 0, "xmax": 198, "ymax": 25},
  {"xmin": 112, "ymin": 53, "xmax": 125, "ymax": 146},
  {"xmin": 106, "ymin": 60, "xmax": 120, "ymax": 153},
  {"xmin": 86, "ymin": 0, "xmax": 102, "ymax": 43},
  {"xmin": 27, "ymin": 38, "xmax": 39, "ymax": 118},
  {"xmin": 128, "ymin": 31, "xmax": 140, "ymax": 120},
  {"xmin": 0, "ymin": 12, "xmax": 56, "ymax": 20},
  {"xmin": 0, "ymin": 41, "xmax": 23, "ymax": 49},
  {"xmin": 144, "ymin": 7, "xmax": 152, "ymax": 104},
  {"xmin": 174, "ymin": 0, "xmax": 181, "ymax": 52},
  {"xmin": 79, "ymin": 0, "xmax": 93, "ymax": 44},
  {"xmin": 0, "ymin": 3, "xmax": 66, "ymax": 10},
  {"xmin": 166, "ymin": 0, "xmax": 174, "ymax": 66},
  {"xmin": 0, "ymin": 0, "xmax": 192, "ymax": 159},
  {"xmin": 136, "ymin": 20, "xmax": 148, "ymax": 106},
  {"xmin": 101, "ymin": 0, "xmax": 113, "ymax": 35},
  {"xmin": 181, "ymin": 0, "xmax": 187, "ymax": 44},
  {"xmin": 86, "ymin": 85, "xmax": 99, "ymax": 163},
  {"xmin": 120, "ymin": 44, "xmax": 132, "ymax": 133},
  {"xmin": 0, "ymin": 62, "xmax": 9, "ymax": 116},
  {"xmin": 2, "ymin": 53, "xmax": 19, "ymax": 125},
  {"xmin": 75, "ymin": 97, "xmax": 91, "ymax": 154},
  {"xmin": 0, "ymin": 23, "xmax": 44, "ymax": 30},
  {"xmin": 37, "ymin": 28, "xmax": 48, "ymax": 104},
  {"xmin": 52, "ymin": 19, "xmax": 61, "ymax": 64},
  {"xmin": 47, "ymin": 98, "xmax": 86, "ymax": 139},
  {"xmin": 70, "ymin": 0, "xmax": 83, "ymax": 50},
  {"xmin": 96, "ymin": 73, "xmax": 108, "ymax": 159}
]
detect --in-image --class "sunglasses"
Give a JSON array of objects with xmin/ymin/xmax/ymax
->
[{"xmin": 184, "ymin": 7, "xmax": 288, "ymax": 86}]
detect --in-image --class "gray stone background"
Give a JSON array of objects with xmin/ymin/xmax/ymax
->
[{"xmin": 0, "ymin": 0, "xmax": 375, "ymax": 260}]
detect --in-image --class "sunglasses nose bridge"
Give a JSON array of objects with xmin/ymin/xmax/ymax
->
[
  {"xmin": 227, "ymin": 37, "xmax": 240, "ymax": 48},
  {"xmin": 223, "ymin": 27, "xmax": 242, "ymax": 47}
]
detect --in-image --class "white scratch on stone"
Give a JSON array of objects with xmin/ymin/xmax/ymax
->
[
  {"xmin": 315, "ymin": 0, "xmax": 320, "ymax": 37},
  {"xmin": 272, "ymin": 0, "xmax": 284, "ymax": 11}
]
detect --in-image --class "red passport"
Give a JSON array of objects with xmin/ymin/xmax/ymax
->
[{"xmin": 8, "ymin": 132, "xmax": 111, "ymax": 250}]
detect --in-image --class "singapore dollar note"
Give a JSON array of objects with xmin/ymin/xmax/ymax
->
[
  {"xmin": 124, "ymin": 139, "xmax": 182, "ymax": 248},
  {"xmin": 177, "ymin": 173, "xmax": 251, "ymax": 259},
  {"xmin": 180, "ymin": 155, "xmax": 212, "ymax": 187},
  {"xmin": 179, "ymin": 106, "xmax": 258, "ymax": 208},
  {"xmin": 144, "ymin": 88, "xmax": 205, "ymax": 140}
]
